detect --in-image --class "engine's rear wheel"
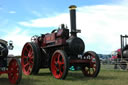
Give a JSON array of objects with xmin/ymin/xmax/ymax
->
[
  {"xmin": 81, "ymin": 51, "xmax": 100, "ymax": 77},
  {"xmin": 51, "ymin": 50, "xmax": 69, "ymax": 79},
  {"xmin": 8, "ymin": 59, "xmax": 22, "ymax": 84},
  {"xmin": 31, "ymin": 43, "xmax": 42, "ymax": 74},
  {"xmin": 21, "ymin": 42, "xmax": 41, "ymax": 75}
]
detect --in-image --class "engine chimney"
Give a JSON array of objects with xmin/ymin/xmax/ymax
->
[{"xmin": 69, "ymin": 5, "xmax": 77, "ymax": 37}]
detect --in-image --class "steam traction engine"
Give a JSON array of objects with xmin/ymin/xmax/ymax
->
[
  {"xmin": 114, "ymin": 35, "xmax": 128, "ymax": 70},
  {"xmin": 21, "ymin": 5, "xmax": 100, "ymax": 79},
  {"xmin": 0, "ymin": 39, "xmax": 22, "ymax": 84}
]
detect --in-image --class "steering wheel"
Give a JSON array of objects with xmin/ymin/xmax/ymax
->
[{"xmin": 31, "ymin": 35, "xmax": 39, "ymax": 42}]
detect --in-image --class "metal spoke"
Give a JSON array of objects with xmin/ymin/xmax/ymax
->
[{"xmin": 24, "ymin": 63, "xmax": 29, "ymax": 68}]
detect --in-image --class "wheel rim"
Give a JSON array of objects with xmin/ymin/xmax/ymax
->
[
  {"xmin": 21, "ymin": 43, "xmax": 34, "ymax": 75},
  {"xmin": 8, "ymin": 59, "xmax": 20, "ymax": 84},
  {"xmin": 82, "ymin": 54, "xmax": 97, "ymax": 77},
  {"xmin": 51, "ymin": 52, "xmax": 65, "ymax": 79}
]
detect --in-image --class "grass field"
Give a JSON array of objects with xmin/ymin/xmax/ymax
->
[{"xmin": 1, "ymin": 65, "xmax": 128, "ymax": 85}]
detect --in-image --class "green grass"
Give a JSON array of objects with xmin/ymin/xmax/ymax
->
[{"xmin": 1, "ymin": 67, "xmax": 128, "ymax": 85}]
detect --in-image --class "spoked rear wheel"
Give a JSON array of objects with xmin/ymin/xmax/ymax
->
[
  {"xmin": 51, "ymin": 50, "xmax": 69, "ymax": 79},
  {"xmin": 81, "ymin": 51, "xmax": 100, "ymax": 77},
  {"xmin": 21, "ymin": 42, "xmax": 41, "ymax": 75},
  {"xmin": 8, "ymin": 59, "xmax": 22, "ymax": 84}
]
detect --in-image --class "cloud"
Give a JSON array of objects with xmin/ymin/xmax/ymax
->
[
  {"xmin": 2, "ymin": 27, "xmax": 31, "ymax": 55},
  {"xmin": 77, "ymin": 5, "xmax": 128, "ymax": 53},
  {"xmin": 120, "ymin": 0, "xmax": 128, "ymax": 5},
  {"xmin": 19, "ymin": 13, "xmax": 69, "ymax": 28},
  {"xmin": 9, "ymin": 11, "xmax": 16, "ymax": 14},
  {"xmin": 19, "ymin": 4, "xmax": 128, "ymax": 54}
]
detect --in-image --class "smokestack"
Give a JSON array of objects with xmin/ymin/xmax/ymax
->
[{"xmin": 69, "ymin": 5, "xmax": 77, "ymax": 37}]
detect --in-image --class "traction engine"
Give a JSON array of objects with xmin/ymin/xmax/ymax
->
[
  {"xmin": 0, "ymin": 39, "xmax": 22, "ymax": 84},
  {"xmin": 21, "ymin": 5, "xmax": 100, "ymax": 79},
  {"xmin": 115, "ymin": 35, "xmax": 128, "ymax": 70}
]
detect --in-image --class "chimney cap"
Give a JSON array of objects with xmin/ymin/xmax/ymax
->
[{"xmin": 69, "ymin": 5, "xmax": 77, "ymax": 10}]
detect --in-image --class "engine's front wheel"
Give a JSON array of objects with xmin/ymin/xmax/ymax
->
[
  {"xmin": 81, "ymin": 51, "xmax": 100, "ymax": 77},
  {"xmin": 51, "ymin": 50, "xmax": 69, "ymax": 79},
  {"xmin": 120, "ymin": 61, "xmax": 127, "ymax": 70}
]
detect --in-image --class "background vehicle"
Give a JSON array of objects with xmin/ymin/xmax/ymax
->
[
  {"xmin": 0, "ymin": 39, "xmax": 22, "ymax": 84},
  {"xmin": 112, "ymin": 35, "xmax": 128, "ymax": 70}
]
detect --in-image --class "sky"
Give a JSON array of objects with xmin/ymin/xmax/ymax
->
[{"xmin": 0, "ymin": 0, "xmax": 128, "ymax": 55}]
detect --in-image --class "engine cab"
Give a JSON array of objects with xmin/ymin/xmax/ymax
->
[{"xmin": 41, "ymin": 24, "xmax": 69, "ymax": 48}]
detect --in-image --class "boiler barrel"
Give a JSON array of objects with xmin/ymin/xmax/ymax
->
[
  {"xmin": 66, "ymin": 37, "xmax": 85, "ymax": 55},
  {"xmin": 123, "ymin": 50, "xmax": 128, "ymax": 58}
]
